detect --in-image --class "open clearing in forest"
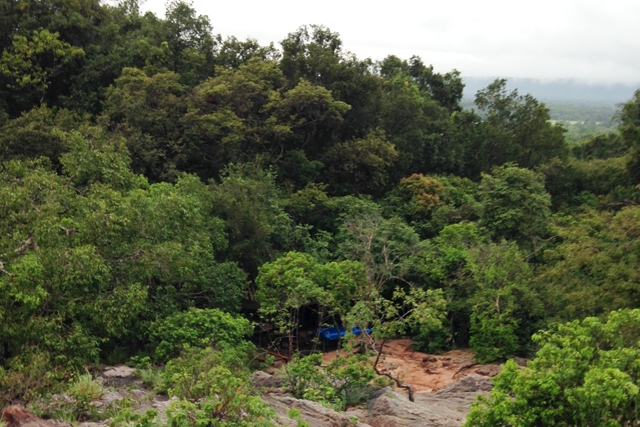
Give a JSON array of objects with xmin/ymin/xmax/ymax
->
[{"xmin": 322, "ymin": 338, "xmax": 502, "ymax": 393}]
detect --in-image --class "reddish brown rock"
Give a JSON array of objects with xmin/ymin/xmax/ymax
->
[{"xmin": 2, "ymin": 406, "xmax": 53, "ymax": 427}]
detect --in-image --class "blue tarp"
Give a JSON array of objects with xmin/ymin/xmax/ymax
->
[{"xmin": 312, "ymin": 326, "xmax": 372, "ymax": 341}]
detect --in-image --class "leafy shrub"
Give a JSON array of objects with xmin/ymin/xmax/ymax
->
[
  {"xmin": 287, "ymin": 409, "xmax": 310, "ymax": 427},
  {"xmin": 325, "ymin": 354, "xmax": 376, "ymax": 407},
  {"xmin": 158, "ymin": 347, "xmax": 276, "ymax": 427},
  {"xmin": 161, "ymin": 346, "xmax": 256, "ymax": 398},
  {"xmin": 110, "ymin": 407, "xmax": 160, "ymax": 427},
  {"xmin": 465, "ymin": 309, "xmax": 640, "ymax": 427},
  {"xmin": 469, "ymin": 314, "xmax": 519, "ymax": 363},
  {"xmin": 283, "ymin": 353, "xmax": 376, "ymax": 410},
  {"xmin": 67, "ymin": 373, "xmax": 104, "ymax": 415},
  {"xmin": 130, "ymin": 356, "xmax": 162, "ymax": 391},
  {"xmin": 165, "ymin": 392, "xmax": 275, "ymax": 427},
  {"xmin": 149, "ymin": 308, "xmax": 254, "ymax": 362},
  {"xmin": 413, "ymin": 324, "xmax": 453, "ymax": 354},
  {"xmin": 282, "ymin": 354, "xmax": 329, "ymax": 401},
  {"xmin": 0, "ymin": 352, "xmax": 67, "ymax": 407}
]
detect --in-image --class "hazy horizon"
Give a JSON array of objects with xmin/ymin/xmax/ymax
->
[
  {"xmin": 462, "ymin": 77, "xmax": 638, "ymax": 106},
  {"xmin": 140, "ymin": 0, "xmax": 640, "ymax": 87}
]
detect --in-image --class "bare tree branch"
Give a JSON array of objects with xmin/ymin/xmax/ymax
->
[
  {"xmin": 15, "ymin": 232, "xmax": 38, "ymax": 254},
  {"xmin": 372, "ymin": 338, "xmax": 415, "ymax": 402}
]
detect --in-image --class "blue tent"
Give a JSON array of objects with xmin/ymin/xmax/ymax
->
[{"xmin": 312, "ymin": 326, "xmax": 372, "ymax": 341}]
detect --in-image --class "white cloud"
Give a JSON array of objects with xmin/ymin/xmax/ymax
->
[{"xmin": 141, "ymin": 0, "xmax": 640, "ymax": 85}]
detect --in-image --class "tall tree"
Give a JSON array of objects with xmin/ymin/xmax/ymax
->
[
  {"xmin": 478, "ymin": 165, "xmax": 551, "ymax": 246},
  {"xmin": 621, "ymin": 89, "xmax": 640, "ymax": 183},
  {"xmin": 280, "ymin": 25, "xmax": 382, "ymax": 141},
  {"xmin": 475, "ymin": 79, "xmax": 567, "ymax": 169},
  {"xmin": 103, "ymin": 67, "xmax": 188, "ymax": 181}
]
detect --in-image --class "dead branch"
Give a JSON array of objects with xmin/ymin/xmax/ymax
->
[
  {"xmin": 453, "ymin": 362, "xmax": 480, "ymax": 378},
  {"xmin": 15, "ymin": 232, "xmax": 38, "ymax": 254},
  {"xmin": 265, "ymin": 350, "xmax": 288, "ymax": 362},
  {"xmin": 58, "ymin": 226, "xmax": 77, "ymax": 237},
  {"xmin": 0, "ymin": 260, "xmax": 12, "ymax": 276},
  {"xmin": 373, "ymin": 338, "xmax": 415, "ymax": 402}
]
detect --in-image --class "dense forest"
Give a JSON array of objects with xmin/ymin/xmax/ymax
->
[{"xmin": 2, "ymin": 0, "xmax": 640, "ymax": 425}]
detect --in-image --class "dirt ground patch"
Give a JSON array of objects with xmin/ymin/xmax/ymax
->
[{"xmin": 322, "ymin": 338, "xmax": 500, "ymax": 393}]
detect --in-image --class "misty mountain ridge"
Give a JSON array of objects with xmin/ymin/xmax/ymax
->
[{"xmin": 462, "ymin": 77, "xmax": 638, "ymax": 107}]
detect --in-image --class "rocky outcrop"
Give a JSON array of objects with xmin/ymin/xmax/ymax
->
[
  {"xmin": 251, "ymin": 371, "xmax": 493, "ymax": 427},
  {"xmin": 248, "ymin": 369, "xmax": 495, "ymax": 427},
  {"xmin": 365, "ymin": 387, "xmax": 461, "ymax": 427},
  {"xmin": 7, "ymin": 365, "xmax": 493, "ymax": 427},
  {"xmin": 363, "ymin": 375, "xmax": 493, "ymax": 427},
  {"xmin": 251, "ymin": 371, "xmax": 285, "ymax": 389},
  {"xmin": 100, "ymin": 365, "xmax": 137, "ymax": 387},
  {"xmin": 432, "ymin": 375, "xmax": 493, "ymax": 395},
  {"xmin": 263, "ymin": 395, "xmax": 372, "ymax": 427}
]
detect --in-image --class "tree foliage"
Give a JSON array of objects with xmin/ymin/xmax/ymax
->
[
  {"xmin": 478, "ymin": 164, "xmax": 551, "ymax": 245},
  {"xmin": 465, "ymin": 309, "xmax": 640, "ymax": 427}
]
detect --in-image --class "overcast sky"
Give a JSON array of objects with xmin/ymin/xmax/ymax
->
[{"xmin": 140, "ymin": 0, "xmax": 640, "ymax": 86}]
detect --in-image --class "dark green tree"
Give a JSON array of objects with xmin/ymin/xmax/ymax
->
[
  {"xmin": 620, "ymin": 89, "xmax": 640, "ymax": 183},
  {"xmin": 478, "ymin": 165, "xmax": 551, "ymax": 245},
  {"xmin": 539, "ymin": 206, "xmax": 640, "ymax": 320},
  {"xmin": 475, "ymin": 79, "xmax": 567, "ymax": 169},
  {"xmin": 103, "ymin": 67, "xmax": 189, "ymax": 181}
]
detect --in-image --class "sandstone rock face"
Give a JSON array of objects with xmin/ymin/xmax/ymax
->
[
  {"xmin": 473, "ymin": 364, "xmax": 502, "ymax": 378},
  {"xmin": 263, "ymin": 395, "xmax": 372, "ymax": 427},
  {"xmin": 365, "ymin": 387, "xmax": 463, "ymax": 427},
  {"xmin": 100, "ymin": 366, "xmax": 137, "ymax": 387},
  {"xmin": 364, "ymin": 375, "xmax": 493, "ymax": 427}
]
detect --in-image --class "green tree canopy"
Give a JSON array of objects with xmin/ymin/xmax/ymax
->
[
  {"xmin": 478, "ymin": 164, "xmax": 551, "ymax": 245},
  {"xmin": 1, "ymin": 29, "xmax": 85, "ymax": 104},
  {"xmin": 539, "ymin": 206, "xmax": 640, "ymax": 320},
  {"xmin": 465, "ymin": 309, "xmax": 640, "ymax": 427},
  {"xmin": 0, "ymin": 131, "xmax": 245, "ymax": 367},
  {"xmin": 475, "ymin": 79, "xmax": 567, "ymax": 169}
]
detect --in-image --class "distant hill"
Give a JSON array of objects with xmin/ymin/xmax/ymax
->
[
  {"xmin": 462, "ymin": 77, "xmax": 639, "ymax": 107},
  {"xmin": 460, "ymin": 78, "xmax": 636, "ymax": 141}
]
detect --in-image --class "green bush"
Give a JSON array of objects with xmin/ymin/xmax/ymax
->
[
  {"xmin": 325, "ymin": 355, "xmax": 376, "ymax": 407},
  {"xmin": 165, "ymin": 390, "xmax": 275, "ymax": 427},
  {"xmin": 465, "ymin": 309, "xmax": 640, "ymax": 427},
  {"xmin": 0, "ymin": 352, "xmax": 66, "ymax": 407},
  {"xmin": 67, "ymin": 373, "xmax": 104, "ymax": 415},
  {"xmin": 283, "ymin": 353, "xmax": 375, "ymax": 410},
  {"xmin": 157, "ymin": 347, "xmax": 276, "ymax": 427},
  {"xmin": 469, "ymin": 315, "xmax": 519, "ymax": 363},
  {"xmin": 149, "ymin": 308, "xmax": 254, "ymax": 362}
]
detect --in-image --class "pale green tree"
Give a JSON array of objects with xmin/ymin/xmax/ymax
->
[
  {"xmin": 0, "ymin": 29, "xmax": 84, "ymax": 103},
  {"xmin": 465, "ymin": 309, "xmax": 640, "ymax": 427}
]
